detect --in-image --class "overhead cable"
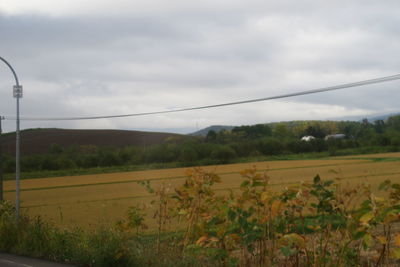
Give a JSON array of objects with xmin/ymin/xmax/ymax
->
[{"xmin": 4, "ymin": 73, "xmax": 400, "ymax": 121}]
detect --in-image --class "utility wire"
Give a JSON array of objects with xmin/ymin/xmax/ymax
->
[{"xmin": 4, "ymin": 73, "xmax": 400, "ymax": 121}]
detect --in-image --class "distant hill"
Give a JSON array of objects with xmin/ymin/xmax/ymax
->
[
  {"xmin": 190, "ymin": 125, "xmax": 235, "ymax": 137},
  {"xmin": 192, "ymin": 113, "xmax": 400, "ymax": 137},
  {"xmin": 367, "ymin": 113, "xmax": 400, "ymax": 122},
  {"xmin": 1, "ymin": 128, "xmax": 191, "ymax": 156},
  {"xmin": 329, "ymin": 112, "xmax": 400, "ymax": 122}
]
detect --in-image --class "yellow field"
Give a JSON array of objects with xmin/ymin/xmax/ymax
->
[{"xmin": 4, "ymin": 152, "xmax": 400, "ymax": 229}]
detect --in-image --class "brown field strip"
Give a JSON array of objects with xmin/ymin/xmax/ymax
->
[
  {"xmin": 3, "ymin": 152, "xmax": 400, "ymax": 228},
  {"xmin": 3, "ymin": 159, "xmax": 371, "ymax": 191},
  {"xmin": 334, "ymin": 152, "xmax": 400, "ymax": 159}
]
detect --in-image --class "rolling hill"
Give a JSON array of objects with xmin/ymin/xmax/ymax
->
[
  {"xmin": 190, "ymin": 125, "xmax": 235, "ymax": 136},
  {"xmin": 1, "ymin": 128, "xmax": 191, "ymax": 156}
]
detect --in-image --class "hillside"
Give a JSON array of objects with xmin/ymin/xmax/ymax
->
[
  {"xmin": 191, "ymin": 112, "xmax": 400, "ymax": 137},
  {"xmin": 1, "ymin": 116, "xmax": 400, "ymax": 176},
  {"xmin": 190, "ymin": 125, "xmax": 235, "ymax": 136},
  {"xmin": 1, "ymin": 128, "xmax": 191, "ymax": 156}
]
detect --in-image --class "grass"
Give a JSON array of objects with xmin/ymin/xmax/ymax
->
[
  {"xmin": 4, "ymin": 145, "xmax": 398, "ymax": 181},
  {"xmin": 4, "ymin": 162, "xmax": 184, "ymax": 181},
  {"xmin": 3, "ymin": 152, "xmax": 400, "ymax": 229},
  {"xmin": 1, "ymin": 164, "xmax": 400, "ymax": 266},
  {"xmin": 0, "ymin": 207, "xmax": 142, "ymax": 266},
  {"xmin": 3, "ymin": 159, "xmax": 374, "ymax": 193}
]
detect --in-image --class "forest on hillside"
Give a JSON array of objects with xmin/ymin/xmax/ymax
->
[{"xmin": 2, "ymin": 115, "xmax": 400, "ymax": 174}]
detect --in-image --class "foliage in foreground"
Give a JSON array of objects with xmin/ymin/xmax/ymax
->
[
  {"xmin": 0, "ymin": 201, "xmax": 141, "ymax": 267},
  {"xmin": 130, "ymin": 168, "xmax": 400, "ymax": 266},
  {"xmin": 1, "ymin": 168, "xmax": 400, "ymax": 266}
]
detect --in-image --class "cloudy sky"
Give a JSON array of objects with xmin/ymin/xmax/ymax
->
[{"xmin": 0, "ymin": 0, "xmax": 399, "ymax": 133}]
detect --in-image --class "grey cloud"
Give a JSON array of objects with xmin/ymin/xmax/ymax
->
[
  {"xmin": 1, "ymin": 1, "xmax": 400, "ymax": 133},
  {"xmin": 0, "ymin": 12, "xmax": 264, "ymax": 86}
]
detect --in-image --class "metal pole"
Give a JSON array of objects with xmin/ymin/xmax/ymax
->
[
  {"xmin": 16, "ymin": 96, "xmax": 20, "ymax": 218},
  {"xmin": 0, "ymin": 116, "xmax": 3, "ymax": 201},
  {"xmin": 0, "ymin": 56, "xmax": 22, "ymax": 220}
]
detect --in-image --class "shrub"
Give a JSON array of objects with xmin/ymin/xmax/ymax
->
[
  {"xmin": 0, "ymin": 200, "xmax": 141, "ymax": 266},
  {"xmin": 210, "ymin": 145, "xmax": 237, "ymax": 163},
  {"xmin": 259, "ymin": 137, "xmax": 284, "ymax": 155},
  {"xmin": 137, "ymin": 168, "xmax": 400, "ymax": 266}
]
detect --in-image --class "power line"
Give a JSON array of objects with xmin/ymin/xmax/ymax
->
[{"xmin": 4, "ymin": 73, "xmax": 400, "ymax": 121}]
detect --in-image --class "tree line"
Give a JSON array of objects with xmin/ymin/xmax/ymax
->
[{"xmin": 2, "ymin": 115, "xmax": 400, "ymax": 173}]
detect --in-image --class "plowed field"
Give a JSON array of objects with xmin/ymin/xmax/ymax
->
[{"xmin": 4, "ymin": 152, "xmax": 400, "ymax": 228}]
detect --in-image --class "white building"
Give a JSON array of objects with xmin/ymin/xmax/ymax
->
[
  {"xmin": 324, "ymin": 134, "xmax": 346, "ymax": 140},
  {"xmin": 301, "ymin": 135, "xmax": 315, "ymax": 142}
]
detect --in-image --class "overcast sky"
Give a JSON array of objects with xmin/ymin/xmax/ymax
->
[{"xmin": 0, "ymin": 0, "xmax": 399, "ymax": 133}]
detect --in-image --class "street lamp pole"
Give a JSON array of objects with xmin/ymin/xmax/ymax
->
[
  {"xmin": 0, "ymin": 116, "xmax": 3, "ymax": 201},
  {"xmin": 0, "ymin": 56, "xmax": 22, "ymax": 219}
]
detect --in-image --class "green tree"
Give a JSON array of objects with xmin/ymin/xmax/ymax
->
[
  {"xmin": 179, "ymin": 145, "xmax": 199, "ymax": 163},
  {"xmin": 273, "ymin": 123, "xmax": 289, "ymax": 138},
  {"xmin": 304, "ymin": 124, "xmax": 325, "ymax": 138},
  {"xmin": 210, "ymin": 145, "xmax": 237, "ymax": 163},
  {"xmin": 49, "ymin": 143, "xmax": 63, "ymax": 154},
  {"xmin": 387, "ymin": 115, "xmax": 400, "ymax": 131},
  {"xmin": 205, "ymin": 130, "xmax": 217, "ymax": 142},
  {"xmin": 259, "ymin": 137, "xmax": 284, "ymax": 155}
]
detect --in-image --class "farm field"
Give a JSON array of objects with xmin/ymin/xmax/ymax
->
[{"xmin": 4, "ymin": 152, "xmax": 400, "ymax": 229}]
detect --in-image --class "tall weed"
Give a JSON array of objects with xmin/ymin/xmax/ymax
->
[{"xmin": 137, "ymin": 168, "xmax": 400, "ymax": 266}]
